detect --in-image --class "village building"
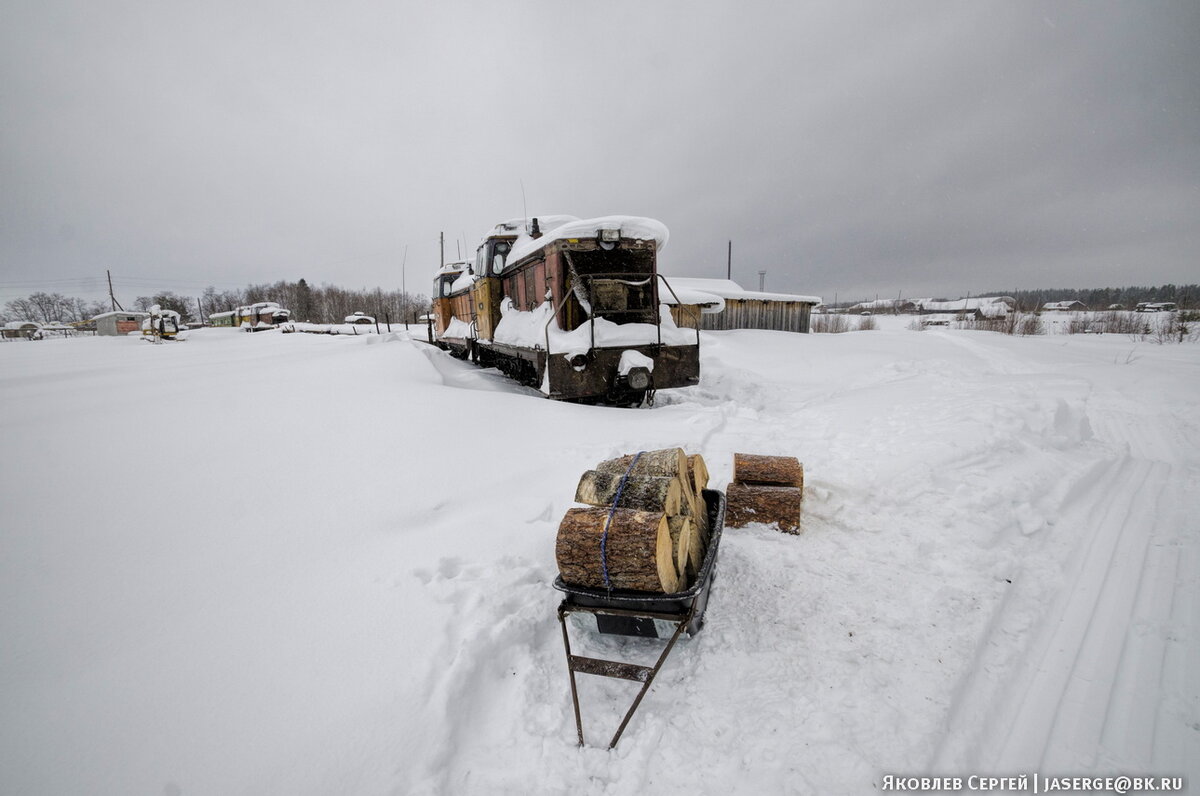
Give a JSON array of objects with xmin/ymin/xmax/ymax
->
[
  {"xmin": 235, "ymin": 302, "xmax": 291, "ymax": 330},
  {"xmin": 2, "ymin": 321, "xmax": 42, "ymax": 339},
  {"xmin": 345, "ymin": 312, "xmax": 375, "ymax": 324},
  {"xmin": 662, "ymin": 277, "xmax": 821, "ymax": 333},
  {"xmin": 1043, "ymin": 300, "xmax": 1088, "ymax": 312},
  {"xmin": 92, "ymin": 311, "xmax": 149, "ymax": 336},
  {"xmin": 915, "ymin": 296, "xmax": 1014, "ymax": 318},
  {"xmin": 847, "ymin": 298, "xmax": 919, "ymax": 315}
]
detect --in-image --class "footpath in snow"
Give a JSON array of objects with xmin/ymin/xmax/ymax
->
[{"xmin": 0, "ymin": 324, "xmax": 1196, "ymax": 795}]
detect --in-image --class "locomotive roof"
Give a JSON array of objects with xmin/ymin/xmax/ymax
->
[
  {"xmin": 504, "ymin": 215, "xmax": 669, "ymax": 268},
  {"xmin": 437, "ymin": 260, "xmax": 470, "ymax": 275}
]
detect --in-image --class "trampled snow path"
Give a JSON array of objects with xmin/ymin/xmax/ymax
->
[{"xmin": 1, "ymin": 326, "xmax": 1196, "ymax": 795}]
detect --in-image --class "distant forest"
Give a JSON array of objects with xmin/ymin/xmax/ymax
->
[
  {"xmin": 975, "ymin": 284, "xmax": 1198, "ymax": 311},
  {"xmin": 1, "ymin": 279, "xmax": 429, "ymax": 326}
]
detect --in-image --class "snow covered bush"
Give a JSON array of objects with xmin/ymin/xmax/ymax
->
[
  {"xmin": 1015, "ymin": 313, "xmax": 1044, "ymax": 335},
  {"xmin": 811, "ymin": 313, "xmax": 850, "ymax": 333}
]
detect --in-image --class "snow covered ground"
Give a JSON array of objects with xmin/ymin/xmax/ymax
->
[{"xmin": 1, "ymin": 324, "xmax": 1196, "ymax": 795}]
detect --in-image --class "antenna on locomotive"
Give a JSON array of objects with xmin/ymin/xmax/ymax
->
[{"xmin": 520, "ymin": 179, "xmax": 528, "ymax": 230}]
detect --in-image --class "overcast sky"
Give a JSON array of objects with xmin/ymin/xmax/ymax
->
[{"xmin": 2, "ymin": 1, "xmax": 1197, "ymax": 305}]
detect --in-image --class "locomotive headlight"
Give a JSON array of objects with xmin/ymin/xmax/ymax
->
[
  {"xmin": 598, "ymin": 227, "xmax": 621, "ymax": 250},
  {"xmin": 626, "ymin": 366, "xmax": 651, "ymax": 391}
]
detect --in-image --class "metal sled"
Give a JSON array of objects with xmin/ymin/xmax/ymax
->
[{"xmin": 553, "ymin": 489, "xmax": 726, "ymax": 748}]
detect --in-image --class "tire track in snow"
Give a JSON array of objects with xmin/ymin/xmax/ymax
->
[
  {"xmin": 931, "ymin": 397, "xmax": 1198, "ymax": 778},
  {"xmin": 992, "ymin": 457, "xmax": 1162, "ymax": 770}
]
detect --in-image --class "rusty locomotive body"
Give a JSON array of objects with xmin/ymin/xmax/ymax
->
[{"xmin": 432, "ymin": 216, "xmax": 699, "ymax": 404}]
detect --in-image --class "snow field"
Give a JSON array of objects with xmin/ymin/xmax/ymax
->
[{"xmin": 1, "ymin": 325, "xmax": 1196, "ymax": 795}]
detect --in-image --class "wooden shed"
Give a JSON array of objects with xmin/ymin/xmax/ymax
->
[{"xmin": 662, "ymin": 278, "xmax": 821, "ymax": 333}]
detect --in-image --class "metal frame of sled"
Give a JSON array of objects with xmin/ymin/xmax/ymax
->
[{"xmin": 553, "ymin": 489, "xmax": 725, "ymax": 749}]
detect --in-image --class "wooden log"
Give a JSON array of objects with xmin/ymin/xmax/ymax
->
[
  {"xmin": 685, "ymin": 517, "xmax": 704, "ymax": 577},
  {"xmin": 687, "ymin": 454, "xmax": 710, "ymax": 495},
  {"xmin": 556, "ymin": 507, "xmax": 679, "ymax": 593},
  {"xmin": 687, "ymin": 453, "xmax": 710, "ymax": 543},
  {"xmin": 732, "ymin": 453, "xmax": 804, "ymax": 489},
  {"xmin": 597, "ymin": 448, "xmax": 687, "ymax": 479},
  {"xmin": 574, "ymin": 471, "xmax": 682, "ymax": 515},
  {"xmin": 667, "ymin": 516, "xmax": 692, "ymax": 587},
  {"xmin": 726, "ymin": 483, "xmax": 803, "ymax": 533}
]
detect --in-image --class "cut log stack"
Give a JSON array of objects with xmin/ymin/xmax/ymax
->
[
  {"xmin": 725, "ymin": 453, "xmax": 804, "ymax": 533},
  {"xmin": 556, "ymin": 448, "xmax": 710, "ymax": 594}
]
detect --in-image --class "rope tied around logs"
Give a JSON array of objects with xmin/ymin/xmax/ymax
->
[{"xmin": 600, "ymin": 450, "xmax": 644, "ymax": 593}]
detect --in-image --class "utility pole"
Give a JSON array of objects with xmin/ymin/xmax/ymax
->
[
  {"xmin": 440, "ymin": 232, "xmax": 444, "ymax": 268},
  {"xmin": 401, "ymin": 245, "xmax": 409, "ymax": 329},
  {"xmin": 106, "ymin": 270, "xmax": 124, "ymax": 311},
  {"xmin": 727, "ymin": 240, "xmax": 732, "ymax": 280},
  {"xmin": 196, "ymin": 297, "xmax": 203, "ymax": 325}
]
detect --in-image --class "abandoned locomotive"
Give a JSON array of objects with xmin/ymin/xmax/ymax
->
[{"xmin": 431, "ymin": 215, "xmax": 699, "ymax": 404}]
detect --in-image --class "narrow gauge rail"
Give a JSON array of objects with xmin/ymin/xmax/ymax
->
[{"xmin": 431, "ymin": 215, "xmax": 700, "ymax": 405}]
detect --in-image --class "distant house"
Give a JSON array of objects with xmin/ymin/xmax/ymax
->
[
  {"xmin": 345, "ymin": 312, "xmax": 375, "ymax": 324},
  {"xmin": 911, "ymin": 297, "xmax": 1013, "ymax": 319},
  {"xmin": 1135, "ymin": 302, "xmax": 1177, "ymax": 313},
  {"xmin": 848, "ymin": 298, "xmax": 919, "ymax": 315},
  {"xmin": 93, "ymin": 311, "xmax": 149, "ymax": 336},
  {"xmin": 1043, "ymin": 300, "xmax": 1087, "ymax": 312},
  {"xmin": 661, "ymin": 277, "xmax": 821, "ymax": 333},
  {"xmin": 2, "ymin": 321, "xmax": 41, "ymax": 339},
  {"xmin": 236, "ymin": 302, "xmax": 291, "ymax": 330}
]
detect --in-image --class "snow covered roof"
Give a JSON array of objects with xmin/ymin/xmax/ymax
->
[
  {"xmin": 4, "ymin": 320, "xmax": 41, "ymax": 329},
  {"xmin": 91, "ymin": 311, "xmax": 148, "ymax": 320},
  {"xmin": 437, "ymin": 260, "xmax": 471, "ymax": 276},
  {"xmin": 238, "ymin": 302, "xmax": 284, "ymax": 313},
  {"xmin": 505, "ymin": 215, "xmax": 669, "ymax": 268},
  {"xmin": 916, "ymin": 297, "xmax": 1012, "ymax": 312},
  {"xmin": 848, "ymin": 298, "xmax": 917, "ymax": 311},
  {"xmin": 658, "ymin": 277, "xmax": 820, "ymax": 305}
]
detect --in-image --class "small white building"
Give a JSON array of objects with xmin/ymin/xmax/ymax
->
[
  {"xmin": 93, "ymin": 311, "xmax": 149, "ymax": 336},
  {"xmin": 345, "ymin": 312, "xmax": 375, "ymax": 325}
]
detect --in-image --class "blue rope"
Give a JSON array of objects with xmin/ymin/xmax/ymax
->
[{"xmin": 600, "ymin": 450, "xmax": 645, "ymax": 593}]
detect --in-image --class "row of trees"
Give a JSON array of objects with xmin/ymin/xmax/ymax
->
[
  {"xmin": 2, "ymin": 280, "xmax": 430, "ymax": 326},
  {"xmin": 203, "ymin": 279, "xmax": 429, "ymax": 326},
  {"xmin": 2, "ymin": 293, "xmax": 111, "ymax": 325},
  {"xmin": 977, "ymin": 284, "xmax": 1197, "ymax": 311}
]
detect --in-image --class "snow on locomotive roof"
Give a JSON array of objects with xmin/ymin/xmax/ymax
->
[
  {"xmin": 505, "ymin": 215, "xmax": 670, "ymax": 267},
  {"xmin": 437, "ymin": 260, "xmax": 471, "ymax": 275},
  {"xmin": 489, "ymin": 215, "xmax": 580, "ymax": 236}
]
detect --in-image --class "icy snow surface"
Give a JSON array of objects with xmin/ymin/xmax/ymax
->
[{"xmin": 1, "ymin": 320, "xmax": 1197, "ymax": 795}]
